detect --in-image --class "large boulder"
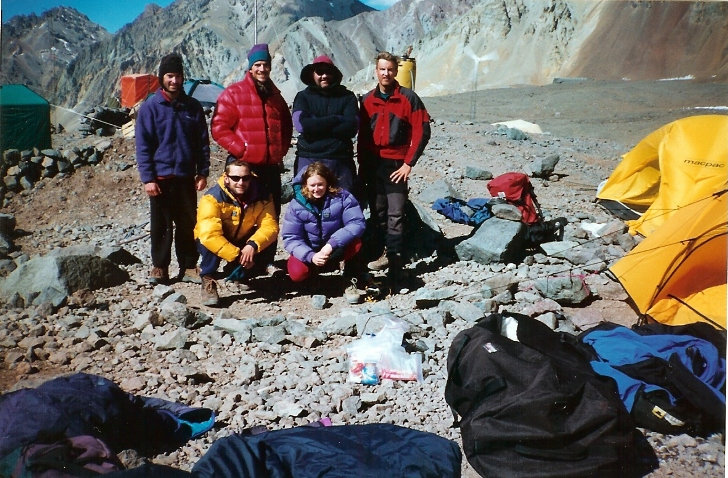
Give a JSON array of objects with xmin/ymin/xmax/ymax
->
[
  {"xmin": 405, "ymin": 200, "xmax": 443, "ymax": 260},
  {"xmin": 418, "ymin": 179, "xmax": 462, "ymax": 204},
  {"xmin": 526, "ymin": 153, "xmax": 560, "ymax": 178},
  {"xmin": 0, "ymin": 253, "xmax": 129, "ymax": 307},
  {"xmin": 0, "ymin": 214, "xmax": 16, "ymax": 236},
  {"xmin": 455, "ymin": 218, "xmax": 526, "ymax": 264},
  {"xmin": 48, "ymin": 244, "xmax": 140, "ymax": 265}
]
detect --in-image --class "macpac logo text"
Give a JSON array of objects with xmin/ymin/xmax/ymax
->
[{"xmin": 683, "ymin": 159, "xmax": 725, "ymax": 168}]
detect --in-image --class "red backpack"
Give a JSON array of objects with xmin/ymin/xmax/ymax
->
[{"xmin": 487, "ymin": 172, "xmax": 542, "ymax": 225}]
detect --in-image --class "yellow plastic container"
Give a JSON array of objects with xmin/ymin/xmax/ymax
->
[{"xmin": 396, "ymin": 57, "xmax": 416, "ymax": 89}]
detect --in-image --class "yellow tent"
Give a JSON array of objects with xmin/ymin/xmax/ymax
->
[
  {"xmin": 597, "ymin": 115, "xmax": 728, "ymax": 236},
  {"xmin": 610, "ymin": 191, "xmax": 727, "ymax": 329}
]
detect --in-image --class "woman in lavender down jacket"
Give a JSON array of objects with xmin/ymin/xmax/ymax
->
[{"xmin": 282, "ymin": 162, "xmax": 366, "ymax": 282}]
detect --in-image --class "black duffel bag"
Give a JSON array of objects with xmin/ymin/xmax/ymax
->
[{"xmin": 445, "ymin": 312, "xmax": 657, "ymax": 478}]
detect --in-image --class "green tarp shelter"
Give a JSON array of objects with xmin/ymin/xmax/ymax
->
[{"xmin": 0, "ymin": 84, "xmax": 52, "ymax": 153}]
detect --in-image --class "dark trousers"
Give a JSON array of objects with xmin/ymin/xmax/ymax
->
[
  {"xmin": 294, "ymin": 156, "xmax": 356, "ymax": 193},
  {"xmin": 365, "ymin": 158, "xmax": 407, "ymax": 254},
  {"xmin": 149, "ymin": 176, "xmax": 198, "ymax": 270},
  {"xmin": 198, "ymin": 238, "xmax": 276, "ymax": 279},
  {"xmin": 248, "ymin": 163, "xmax": 282, "ymax": 217},
  {"xmin": 249, "ymin": 162, "xmax": 281, "ymax": 265}
]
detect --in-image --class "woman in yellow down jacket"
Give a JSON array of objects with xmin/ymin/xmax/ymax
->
[{"xmin": 194, "ymin": 159, "xmax": 279, "ymax": 306}]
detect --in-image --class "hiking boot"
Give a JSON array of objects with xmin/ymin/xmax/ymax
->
[
  {"xmin": 149, "ymin": 266, "xmax": 169, "ymax": 285},
  {"xmin": 179, "ymin": 267, "xmax": 201, "ymax": 284},
  {"xmin": 367, "ymin": 249, "xmax": 389, "ymax": 271},
  {"xmin": 201, "ymin": 275, "xmax": 219, "ymax": 306}
]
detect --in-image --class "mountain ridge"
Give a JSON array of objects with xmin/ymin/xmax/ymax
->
[{"xmin": 1, "ymin": 0, "xmax": 726, "ymax": 110}]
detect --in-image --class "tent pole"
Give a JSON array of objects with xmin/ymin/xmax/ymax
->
[{"xmin": 254, "ymin": 0, "xmax": 258, "ymax": 44}]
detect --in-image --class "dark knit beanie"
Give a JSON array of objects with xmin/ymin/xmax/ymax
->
[
  {"xmin": 247, "ymin": 43, "xmax": 271, "ymax": 67},
  {"xmin": 158, "ymin": 53, "xmax": 184, "ymax": 84}
]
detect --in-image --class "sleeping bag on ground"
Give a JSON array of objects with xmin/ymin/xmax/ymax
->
[
  {"xmin": 0, "ymin": 373, "xmax": 215, "ymax": 459},
  {"xmin": 192, "ymin": 423, "xmax": 462, "ymax": 478}
]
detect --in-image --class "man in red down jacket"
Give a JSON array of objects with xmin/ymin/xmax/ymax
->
[
  {"xmin": 211, "ymin": 43, "xmax": 292, "ymax": 273},
  {"xmin": 358, "ymin": 50, "xmax": 431, "ymax": 287}
]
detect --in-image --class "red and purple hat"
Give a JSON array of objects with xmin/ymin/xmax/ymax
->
[{"xmin": 300, "ymin": 55, "xmax": 343, "ymax": 86}]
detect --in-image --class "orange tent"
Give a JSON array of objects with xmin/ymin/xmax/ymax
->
[
  {"xmin": 597, "ymin": 115, "xmax": 728, "ymax": 237},
  {"xmin": 610, "ymin": 191, "xmax": 727, "ymax": 329},
  {"xmin": 120, "ymin": 74, "xmax": 159, "ymax": 108}
]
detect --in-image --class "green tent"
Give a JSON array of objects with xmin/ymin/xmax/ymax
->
[{"xmin": 0, "ymin": 84, "xmax": 52, "ymax": 153}]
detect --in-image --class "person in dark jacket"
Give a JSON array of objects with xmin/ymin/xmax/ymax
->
[
  {"xmin": 292, "ymin": 55, "xmax": 359, "ymax": 192},
  {"xmin": 281, "ymin": 162, "xmax": 365, "ymax": 283},
  {"xmin": 358, "ymin": 51, "xmax": 431, "ymax": 287},
  {"xmin": 135, "ymin": 52, "xmax": 210, "ymax": 285}
]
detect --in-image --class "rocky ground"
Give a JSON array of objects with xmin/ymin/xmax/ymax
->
[{"xmin": 0, "ymin": 79, "xmax": 725, "ymax": 476}]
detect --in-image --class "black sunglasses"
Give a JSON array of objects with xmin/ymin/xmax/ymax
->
[
  {"xmin": 227, "ymin": 174, "xmax": 252, "ymax": 183},
  {"xmin": 314, "ymin": 66, "xmax": 334, "ymax": 75}
]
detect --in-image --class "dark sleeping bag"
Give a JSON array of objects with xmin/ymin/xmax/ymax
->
[
  {"xmin": 192, "ymin": 423, "xmax": 462, "ymax": 478},
  {"xmin": 0, "ymin": 373, "xmax": 215, "ymax": 459},
  {"xmin": 444, "ymin": 313, "xmax": 657, "ymax": 478}
]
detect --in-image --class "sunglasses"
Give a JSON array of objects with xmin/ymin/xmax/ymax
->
[
  {"xmin": 314, "ymin": 66, "xmax": 334, "ymax": 76},
  {"xmin": 227, "ymin": 174, "xmax": 252, "ymax": 183}
]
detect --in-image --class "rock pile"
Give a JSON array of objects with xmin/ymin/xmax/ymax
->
[
  {"xmin": 0, "ymin": 140, "xmax": 114, "ymax": 204},
  {"xmin": 0, "ymin": 105, "xmax": 132, "ymax": 204}
]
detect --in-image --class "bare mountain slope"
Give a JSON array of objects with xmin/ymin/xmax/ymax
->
[
  {"xmin": 407, "ymin": 0, "xmax": 598, "ymax": 97},
  {"xmin": 53, "ymin": 0, "xmax": 373, "ymax": 108},
  {"xmin": 0, "ymin": 7, "xmax": 110, "ymax": 100},
  {"xmin": 565, "ymin": 1, "xmax": 728, "ymax": 81},
  {"xmin": 2, "ymin": 0, "xmax": 726, "ymax": 111},
  {"xmin": 394, "ymin": 0, "xmax": 728, "ymax": 97}
]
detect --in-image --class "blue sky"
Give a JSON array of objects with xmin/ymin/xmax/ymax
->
[
  {"xmin": 2, "ymin": 1, "xmax": 175, "ymax": 33},
  {"xmin": 360, "ymin": 0, "xmax": 398, "ymax": 10},
  {"xmin": 2, "ymin": 0, "xmax": 397, "ymax": 33}
]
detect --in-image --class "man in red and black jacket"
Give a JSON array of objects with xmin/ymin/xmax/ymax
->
[{"xmin": 358, "ymin": 51, "xmax": 431, "ymax": 286}]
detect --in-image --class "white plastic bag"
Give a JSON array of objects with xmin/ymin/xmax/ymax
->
[{"xmin": 346, "ymin": 318, "xmax": 423, "ymax": 384}]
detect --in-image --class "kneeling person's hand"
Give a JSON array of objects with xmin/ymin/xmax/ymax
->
[{"xmin": 239, "ymin": 244, "xmax": 257, "ymax": 269}]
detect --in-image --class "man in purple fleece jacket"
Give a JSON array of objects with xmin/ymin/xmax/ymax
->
[{"xmin": 135, "ymin": 52, "xmax": 210, "ymax": 285}]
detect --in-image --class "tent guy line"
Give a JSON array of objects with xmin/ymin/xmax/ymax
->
[
  {"xmin": 608, "ymin": 189, "xmax": 728, "ymax": 230},
  {"xmin": 51, "ymin": 104, "xmax": 122, "ymax": 130}
]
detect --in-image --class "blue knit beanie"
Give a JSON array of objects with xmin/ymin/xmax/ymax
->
[{"xmin": 248, "ymin": 43, "xmax": 271, "ymax": 66}]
